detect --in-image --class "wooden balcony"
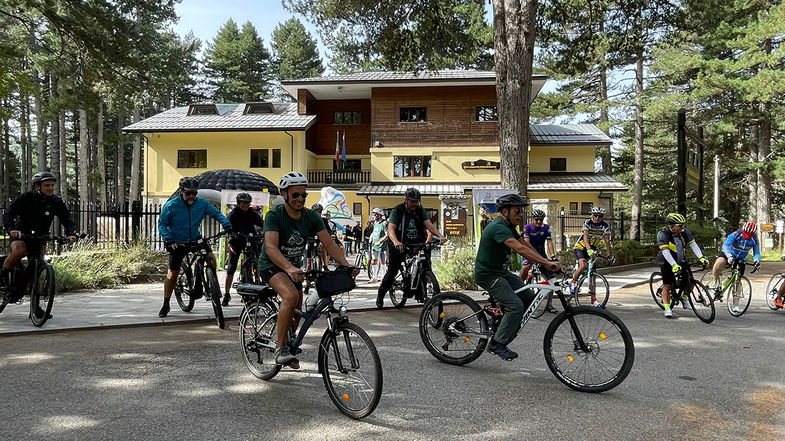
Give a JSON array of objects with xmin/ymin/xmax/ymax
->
[{"xmin": 308, "ymin": 169, "xmax": 371, "ymax": 186}]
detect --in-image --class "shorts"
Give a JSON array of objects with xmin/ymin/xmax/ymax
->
[
  {"xmin": 167, "ymin": 242, "xmax": 212, "ymax": 271},
  {"xmin": 259, "ymin": 266, "xmax": 303, "ymax": 291},
  {"xmin": 716, "ymin": 254, "xmax": 746, "ymax": 276},
  {"xmin": 371, "ymin": 250, "xmax": 381, "ymax": 260},
  {"xmin": 9, "ymin": 237, "xmax": 46, "ymax": 257},
  {"xmin": 660, "ymin": 262, "xmax": 691, "ymax": 290},
  {"xmin": 226, "ymin": 238, "xmax": 247, "ymax": 275},
  {"xmin": 574, "ymin": 248, "xmax": 590, "ymax": 262}
]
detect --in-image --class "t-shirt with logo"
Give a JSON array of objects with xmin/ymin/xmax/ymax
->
[
  {"xmin": 523, "ymin": 223, "xmax": 551, "ymax": 256},
  {"xmin": 388, "ymin": 204, "xmax": 428, "ymax": 245},
  {"xmin": 258, "ymin": 205, "xmax": 325, "ymax": 271},
  {"xmin": 475, "ymin": 217, "xmax": 520, "ymax": 285},
  {"xmin": 657, "ymin": 227, "xmax": 696, "ymax": 264},
  {"xmin": 370, "ymin": 220, "xmax": 388, "ymax": 252},
  {"xmin": 574, "ymin": 219, "xmax": 611, "ymax": 250}
]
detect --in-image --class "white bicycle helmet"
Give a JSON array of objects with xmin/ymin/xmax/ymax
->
[
  {"xmin": 278, "ymin": 171, "xmax": 308, "ymax": 191},
  {"xmin": 372, "ymin": 207, "xmax": 384, "ymax": 215},
  {"xmin": 591, "ymin": 206, "xmax": 606, "ymax": 215}
]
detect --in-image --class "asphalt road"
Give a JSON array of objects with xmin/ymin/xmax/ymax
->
[{"xmin": 2, "ymin": 271, "xmax": 785, "ymax": 441}]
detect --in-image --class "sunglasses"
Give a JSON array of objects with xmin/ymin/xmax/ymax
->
[
  {"xmin": 511, "ymin": 208, "xmax": 523, "ymax": 214},
  {"xmin": 183, "ymin": 190, "xmax": 198, "ymax": 196},
  {"xmin": 534, "ymin": 218, "xmax": 544, "ymax": 222},
  {"xmin": 290, "ymin": 191, "xmax": 307, "ymax": 199},
  {"xmin": 592, "ymin": 214, "xmax": 604, "ymax": 218}
]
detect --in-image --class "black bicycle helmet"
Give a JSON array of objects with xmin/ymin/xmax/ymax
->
[
  {"xmin": 495, "ymin": 194, "xmax": 529, "ymax": 211},
  {"xmin": 32, "ymin": 171, "xmax": 56, "ymax": 186},
  {"xmin": 532, "ymin": 209, "xmax": 546, "ymax": 219},
  {"xmin": 404, "ymin": 187, "xmax": 422, "ymax": 201},
  {"xmin": 236, "ymin": 192, "xmax": 252, "ymax": 203},
  {"xmin": 311, "ymin": 203, "xmax": 324, "ymax": 211},
  {"xmin": 178, "ymin": 176, "xmax": 200, "ymax": 191}
]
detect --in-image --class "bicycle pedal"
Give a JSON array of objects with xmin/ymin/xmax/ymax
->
[
  {"xmin": 291, "ymin": 347, "xmax": 302, "ymax": 355},
  {"xmin": 486, "ymin": 306, "xmax": 503, "ymax": 317}
]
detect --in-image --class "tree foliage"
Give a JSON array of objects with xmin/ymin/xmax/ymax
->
[{"xmin": 271, "ymin": 17, "xmax": 323, "ymax": 80}]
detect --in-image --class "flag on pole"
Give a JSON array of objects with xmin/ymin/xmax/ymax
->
[
  {"xmin": 341, "ymin": 131, "xmax": 347, "ymax": 168},
  {"xmin": 335, "ymin": 131, "xmax": 340, "ymax": 166}
]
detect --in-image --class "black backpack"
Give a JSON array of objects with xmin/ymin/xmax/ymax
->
[{"xmin": 391, "ymin": 203, "xmax": 426, "ymax": 244}]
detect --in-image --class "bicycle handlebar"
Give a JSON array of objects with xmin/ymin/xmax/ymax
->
[{"xmin": 20, "ymin": 233, "xmax": 87, "ymax": 244}]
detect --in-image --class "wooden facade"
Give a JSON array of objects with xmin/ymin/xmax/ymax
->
[{"xmin": 303, "ymin": 98, "xmax": 371, "ymax": 157}]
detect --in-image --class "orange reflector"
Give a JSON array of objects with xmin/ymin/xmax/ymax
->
[
  {"xmin": 567, "ymin": 355, "xmax": 574, "ymax": 362},
  {"xmin": 342, "ymin": 394, "xmax": 350, "ymax": 401},
  {"xmin": 464, "ymin": 337, "xmax": 470, "ymax": 343},
  {"xmin": 599, "ymin": 332, "xmax": 607, "ymax": 340},
  {"xmin": 439, "ymin": 312, "xmax": 446, "ymax": 319}
]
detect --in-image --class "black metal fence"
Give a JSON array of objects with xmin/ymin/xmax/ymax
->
[{"xmin": 558, "ymin": 210, "xmax": 667, "ymax": 250}]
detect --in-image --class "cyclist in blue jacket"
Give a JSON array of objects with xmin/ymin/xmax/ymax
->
[
  {"xmin": 157, "ymin": 177, "xmax": 233, "ymax": 318},
  {"xmin": 709, "ymin": 221, "xmax": 760, "ymax": 302}
]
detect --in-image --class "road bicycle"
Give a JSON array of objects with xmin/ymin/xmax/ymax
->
[
  {"xmin": 419, "ymin": 271, "xmax": 635, "ymax": 393},
  {"xmin": 232, "ymin": 232, "xmax": 262, "ymax": 285},
  {"xmin": 699, "ymin": 259, "xmax": 758, "ymax": 317},
  {"xmin": 649, "ymin": 261, "xmax": 714, "ymax": 323},
  {"xmin": 173, "ymin": 232, "xmax": 227, "ymax": 329},
  {"xmin": 236, "ymin": 267, "xmax": 382, "ymax": 419},
  {"xmin": 765, "ymin": 256, "xmax": 785, "ymax": 310},
  {"xmin": 352, "ymin": 240, "xmax": 373, "ymax": 279},
  {"xmin": 568, "ymin": 252, "xmax": 612, "ymax": 307},
  {"xmin": 387, "ymin": 242, "xmax": 441, "ymax": 308},
  {"xmin": 0, "ymin": 234, "xmax": 82, "ymax": 327}
]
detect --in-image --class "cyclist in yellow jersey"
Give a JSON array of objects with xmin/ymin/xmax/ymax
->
[{"xmin": 568, "ymin": 206, "xmax": 614, "ymax": 307}]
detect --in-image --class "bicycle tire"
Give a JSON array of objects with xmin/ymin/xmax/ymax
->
[
  {"xmin": 318, "ymin": 321, "xmax": 383, "ymax": 419},
  {"xmin": 239, "ymin": 301, "xmax": 281, "ymax": 380},
  {"xmin": 0, "ymin": 291, "xmax": 10, "ymax": 314},
  {"xmin": 530, "ymin": 272, "xmax": 551, "ymax": 319},
  {"xmin": 688, "ymin": 281, "xmax": 715, "ymax": 324},
  {"xmin": 388, "ymin": 274, "xmax": 407, "ymax": 308},
  {"xmin": 575, "ymin": 273, "xmax": 610, "ymax": 307},
  {"xmin": 727, "ymin": 276, "xmax": 752, "ymax": 317},
  {"xmin": 239, "ymin": 258, "xmax": 254, "ymax": 284},
  {"xmin": 421, "ymin": 270, "xmax": 442, "ymax": 327},
  {"xmin": 419, "ymin": 292, "xmax": 489, "ymax": 366},
  {"xmin": 649, "ymin": 272, "xmax": 665, "ymax": 309},
  {"xmin": 543, "ymin": 307, "xmax": 635, "ymax": 393},
  {"xmin": 30, "ymin": 263, "xmax": 56, "ymax": 327},
  {"xmin": 765, "ymin": 273, "xmax": 784, "ymax": 310},
  {"xmin": 364, "ymin": 253, "xmax": 372, "ymax": 280},
  {"xmin": 205, "ymin": 266, "xmax": 225, "ymax": 329},
  {"xmin": 174, "ymin": 262, "xmax": 195, "ymax": 312}
]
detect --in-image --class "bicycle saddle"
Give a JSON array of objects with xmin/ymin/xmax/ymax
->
[{"xmin": 236, "ymin": 283, "xmax": 275, "ymax": 298}]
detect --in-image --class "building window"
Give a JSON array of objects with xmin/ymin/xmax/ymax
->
[
  {"xmin": 334, "ymin": 111, "xmax": 361, "ymax": 124},
  {"xmin": 250, "ymin": 149, "xmax": 269, "ymax": 168},
  {"xmin": 353, "ymin": 203, "xmax": 363, "ymax": 215},
  {"xmin": 272, "ymin": 149, "xmax": 281, "ymax": 168},
  {"xmin": 581, "ymin": 202, "xmax": 593, "ymax": 215},
  {"xmin": 394, "ymin": 156, "xmax": 431, "ymax": 178},
  {"xmin": 335, "ymin": 159, "xmax": 362, "ymax": 170},
  {"xmin": 569, "ymin": 202, "xmax": 578, "ymax": 215},
  {"xmin": 400, "ymin": 107, "xmax": 427, "ymax": 122},
  {"xmin": 187, "ymin": 104, "xmax": 218, "ymax": 115},
  {"xmin": 550, "ymin": 158, "xmax": 567, "ymax": 171},
  {"xmin": 177, "ymin": 149, "xmax": 207, "ymax": 168},
  {"xmin": 244, "ymin": 102, "xmax": 275, "ymax": 114},
  {"xmin": 475, "ymin": 106, "xmax": 498, "ymax": 122}
]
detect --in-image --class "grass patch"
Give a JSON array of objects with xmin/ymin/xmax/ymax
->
[
  {"xmin": 51, "ymin": 240, "xmax": 167, "ymax": 292},
  {"xmin": 761, "ymin": 250, "xmax": 785, "ymax": 262}
]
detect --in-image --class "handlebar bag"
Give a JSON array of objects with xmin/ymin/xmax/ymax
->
[{"xmin": 316, "ymin": 269, "xmax": 356, "ymax": 298}]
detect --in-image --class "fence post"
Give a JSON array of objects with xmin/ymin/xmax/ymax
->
[
  {"xmin": 619, "ymin": 209, "xmax": 625, "ymax": 241},
  {"xmin": 560, "ymin": 207, "xmax": 566, "ymax": 251},
  {"xmin": 131, "ymin": 200, "xmax": 142, "ymax": 242}
]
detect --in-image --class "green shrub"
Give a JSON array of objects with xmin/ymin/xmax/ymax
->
[
  {"xmin": 433, "ymin": 241, "xmax": 477, "ymax": 291},
  {"xmin": 612, "ymin": 240, "xmax": 659, "ymax": 266},
  {"xmin": 51, "ymin": 240, "xmax": 167, "ymax": 292}
]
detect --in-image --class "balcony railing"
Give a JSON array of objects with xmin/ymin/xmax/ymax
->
[{"xmin": 308, "ymin": 169, "xmax": 371, "ymax": 186}]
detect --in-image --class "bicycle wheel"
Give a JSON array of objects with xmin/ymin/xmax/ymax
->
[
  {"xmin": 649, "ymin": 272, "xmax": 665, "ymax": 309},
  {"xmin": 421, "ymin": 270, "xmax": 442, "ymax": 326},
  {"xmin": 30, "ymin": 263, "xmax": 56, "ymax": 327},
  {"xmin": 575, "ymin": 273, "xmax": 610, "ymax": 307},
  {"xmin": 174, "ymin": 262, "xmax": 195, "ymax": 312},
  {"xmin": 318, "ymin": 321, "xmax": 383, "ymax": 419},
  {"xmin": 205, "ymin": 266, "xmax": 225, "ymax": 329},
  {"xmin": 388, "ymin": 274, "xmax": 407, "ymax": 308},
  {"xmin": 727, "ymin": 276, "xmax": 752, "ymax": 317},
  {"xmin": 419, "ymin": 292, "xmax": 489, "ymax": 366},
  {"xmin": 239, "ymin": 258, "xmax": 254, "ymax": 284},
  {"xmin": 543, "ymin": 307, "xmax": 635, "ymax": 393},
  {"xmin": 530, "ymin": 273, "xmax": 551, "ymax": 319},
  {"xmin": 765, "ymin": 273, "xmax": 785, "ymax": 310},
  {"xmin": 0, "ymin": 291, "xmax": 10, "ymax": 314},
  {"xmin": 364, "ymin": 253, "xmax": 372, "ymax": 279},
  {"xmin": 687, "ymin": 281, "xmax": 715, "ymax": 324},
  {"xmin": 239, "ymin": 302, "xmax": 281, "ymax": 380}
]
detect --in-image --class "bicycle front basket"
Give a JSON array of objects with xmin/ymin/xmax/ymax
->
[{"xmin": 316, "ymin": 268, "xmax": 356, "ymax": 298}]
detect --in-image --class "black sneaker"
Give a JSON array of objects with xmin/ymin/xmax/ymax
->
[
  {"xmin": 545, "ymin": 305, "xmax": 558, "ymax": 314},
  {"xmin": 275, "ymin": 346, "xmax": 298, "ymax": 367},
  {"xmin": 221, "ymin": 294, "xmax": 231, "ymax": 307},
  {"xmin": 158, "ymin": 304, "xmax": 170, "ymax": 318},
  {"xmin": 487, "ymin": 341, "xmax": 518, "ymax": 361}
]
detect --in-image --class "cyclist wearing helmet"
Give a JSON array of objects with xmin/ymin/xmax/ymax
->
[
  {"xmin": 157, "ymin": 177, "xmax": 233, "ymax": 318},
  {"xmin": 222, "ymin": 192, "xmax": 265, "ymax": 306},
  {"xmin": 657, "ymin": 212, "xmax": 710, "ymax": 318},
  {"xmin": 475, "ymin": 194, "xmax": 562, "ymax": 360},
  {"xmin": 568, "ymin": 205, "xmax": 614, "ymax": 306},
  {"xmin": 709, "ymin": 221, "xmax": 760, "ymax": 306},
  {"xmin": 376, "ymin": 188, "xmax": 444, "ymax": 308},
  {"xmin": 520, "ymin": 209, "xmax": 557, "ymax": 314},
  {"xmin": 258, "ymin": 171, "xmax": 358, "ymax": 368},
  {"xmin": 369, "ymin": 208, "xmax": 389, "ymax": 283},
  {"xmin": 774, "ymin": 254, "xmax": 785, "ymax": 309},
  {"xmin": 2, "ymin": 172, "xmax": 77, "ymax": 314}
]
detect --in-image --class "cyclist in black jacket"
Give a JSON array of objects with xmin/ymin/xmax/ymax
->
[
  {"xmin": 223, "ymin": 192, "xmax": 264, "ymax": 305},
  {"xmin": 2, "ymin": 172, "xmax": 77, "ymax": 309}
]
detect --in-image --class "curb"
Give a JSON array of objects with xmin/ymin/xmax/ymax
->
[{"xmin": 597, "ymin": 261, "xmax": 655, "ymax": 275}]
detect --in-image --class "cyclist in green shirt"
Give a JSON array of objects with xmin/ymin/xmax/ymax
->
[{"xmin": 475, "ymin": 194, "xmax": 562, "ymax": 360}]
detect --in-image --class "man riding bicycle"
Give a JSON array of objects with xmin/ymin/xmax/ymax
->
[
  {"xmin": 520, "ymin": 209, "xmax": 558, "ymax": 314},
  {"xmin": 475, "ymin": 194, "xmax": 562, "ymax": 360},
  {"xmin": 223, "ymin": 192, "xmax": 264, "ymax": 306},
  {"xmin": 568, "ymin": 206, "xmax": 614, "ymax": 307},
  {"xmin": 709, "ymin": 221, "xmax": 760, "ymax": 304},
  {"xmin": 157, "ymin": 177, "xmax": 233, "ymax": 318},
  {"xmin": 657, "ymin": 212, "xmax": 710, "ymax": 318},
  {"xmin": 376, "ymin": 188, "xmax": 444, "ymax": 309},
  {"xmin": 2, "ymin": 172, "xmax": 77, "ymax": 318},
  {"xmin": 258, "ymin": 172, "xmax": 358, "ymax": 368}
]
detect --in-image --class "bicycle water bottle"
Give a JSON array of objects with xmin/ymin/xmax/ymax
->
[{"xmin": 305, "ymin": 290, "xmax": 320, "ymax": 312}]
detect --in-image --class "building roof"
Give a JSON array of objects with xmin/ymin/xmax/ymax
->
[
  {"xmin": 284, "ymin": 70, "xmax": 548, "ymax": 84},
  {"xmin": 122, "ymin": 103, "xmax": 316, "ymax": 133},
  {"xmin": 530, "ymin": 124, "xmax": 612, "ymax": 145},
  {"xmin": 357, "ymin": 184, "xmax": 465, "ymax": 196},
  {"xmin": 466, "ymin": 173, "xmax": 628, "ymax": 192}
]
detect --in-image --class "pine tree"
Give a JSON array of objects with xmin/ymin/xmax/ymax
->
[
  {"xmin": 203, "ymin": 20, "xmax": 272, "ymax": 102},
  {"xmin": 271, "ymin": 18, "xmax": 323, "ymax": 80}
]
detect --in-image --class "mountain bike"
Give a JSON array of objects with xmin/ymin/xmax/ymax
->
[
  {"xmin": 387, "ymin": 242, "xmax": 441, "ymax": 308},
  {"xmin": 699, "ymin": 259, "xmax": 758, "ymax": 317},
  {"xmin": 765, "ymin": 259, "xmax": 785, "ymax": 311},
  {"xmin": 233, "ymin": 232, "xmax": 262, "ymax": 285},
  {"xmin": 569, "ymin": 253, "xmax": 612, "ymax": 307},
  {"xmin": 305, "ymin": 237, "xmax": 323, "ymax": 271},
  {"xmin": 0, "ymin": 234, "xmax": 83, "ymax": 327},
  {"xmin": 649, "ymin": 261, "xmax": 714, "ymax": 323},
  {"xmin": 418, "ymin": 271, "xmax": 635, "ymax": 393},
  {"xmin": 526, "ymin": 261, "xmax": 556, "ymax": 319},
  {"xmin": 236, "ymin": 267, "xmax": 382, "ymax": 419},
  {"xmin": 352, "ymin": 240, "xmax": 372, "ymax": 279},
  {"xmin": 172, "ymin": 232, "xmax": 227, "ymax": 329}
]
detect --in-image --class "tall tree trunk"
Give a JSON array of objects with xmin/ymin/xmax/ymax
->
[
  {"xmin": 629, "ymin": 57, "xmax": 645, "ymax": 241},
  {"xmin": 50, "ymin": 76, "xmax": 61, "ymax": 195},
  {"xmin": 33, "ymin": 70, "xmax": 47, "ymax": 172},
  {"xmin": 2, "ymin": 103, "xmax": 10, "ymax": 202},
  {"xmin": 747, "ymin": 126, "xmax": 758, "ymax": 220},
  {"xmin": 78, "ymin": 109, "xmax": 90, "ymax": 201},
  {"xmin": 129, "ymin": 106, "xmax": 142, "ymax": 202},
  {"xmin": 491, "ymin": 0, "xmax": 536, "ymax": 195},
  {"xmin": 597, "ymin": 18, "xmax": 611, "ymax": 174},
  {"xmin": 24, "ymin": 92, "xmax": 33, "ymax": 185},
  {"xmin": 59, "ymin": 109, "xmax": 67, "ymax": 200},
  {"xmin": 116, "ymin": 108, "xmax": 126, "ymax": 205},
  {"xmin": 20, "ymin": 94, "xmax": 30, "ymax": 187},
  {"xmin": 0, "ymin": 103, "xmax": 6, "ymax": 203},
  {"xmin": 755, "ymin": 38, "xmax": 773, "ymax": 225},
  {"xmin": 96, "ymin": 98, "xmax": 106, "ymax": 206}
]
